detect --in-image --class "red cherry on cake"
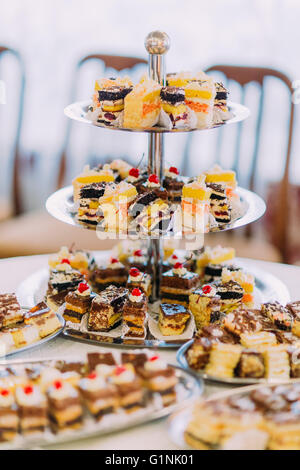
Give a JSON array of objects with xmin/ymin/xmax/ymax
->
[
  {"xmin": 129, "ymin": 268, "xmax": 141, "ymax": 278},
  {"xmin": 131, "ymin": 288, "xmax": 142, "ymax": 297},
  {"xmin": 61, "ymin": 258, "xmax": 70, "ymax": 265},
  {"xmin": 174, "ymin": 262, "xmax": 183, "ymax": 270},
  {"xmin": 148, "ymin": 174, "xmax": 159, "ymax": 185},
  {"xmin": 202, "ymin": 285, "xmax": 212, "ymax": 294},
  {"xmin": 88, "ymin": 373, "xmax": 97, "ymax": 380},
  {"xmin": 169, "ymin": 166, "xmax": 179, "ymax": 175},
  {"xmin": 115, "ymin": 366, "xmax": 126, "ymax": 376},
  {"xmin": 129, "ymin": 168, "xmax": 140, "ymax": 178},
  {"xmin": 110, "ymin": 258, "xmax": 119, "ymax": 264},
  {"xmin": 133, "ymin": 250, "xmax": 142, "ymax": 257},
  {"xmin": 54, "ymin": 381, "xmax": 63, "ymax": 390},
  {"xmin": 150, "ymin": 355, "xmax": 159, "ymax": 362},
  {"xmin": 171, "ymin": 254, "xmax": 178, "ymax": 260},
  {"xmin": 0, "ymin": 389, "xmax": 9, "ymax": 396},
  {"xmin": 24, "ymin": 385, "xmax": 33, "ymax": 395},
  {"xmin": 78, "ymin": 283, "xmax": 89, "ymax": 293}
]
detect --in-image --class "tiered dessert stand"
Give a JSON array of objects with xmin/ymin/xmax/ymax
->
[{"xmin": 33, "ymin": 31, "xmax": 289, "ymax": 348}]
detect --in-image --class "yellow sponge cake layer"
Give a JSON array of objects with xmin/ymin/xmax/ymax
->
[{"xmin": 124, "ymin": 79, "xmax": 161, "ymax": 129}]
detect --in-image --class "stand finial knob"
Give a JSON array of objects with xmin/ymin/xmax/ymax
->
[{"xmin": 145, "ymin": 31, "xmax": 170, "ymax": 55}]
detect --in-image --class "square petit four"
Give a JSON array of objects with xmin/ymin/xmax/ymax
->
[
  {"xmin": 0, "ymin": 387, "xmax": 18, "ymax": 441},
  {"xmin": 125, "ymin": 167, "xmax": 148, "ymax": 192},
  {"xmin": 222, "ymin": 268, "xmax": 255, "ymax": 308},
  {"xmin": 235, "ymin": 350, "xmax": 265, "ymax": 379},
  {"xmin": 16, "ymin": 385, "xmax": 48, "ymax": 434},
  {"xmin": 181, "ymin": 177, "xmax": 211, "ymax": 233},
  {"xmin": 88, "ymin": 286, "xmax": 128, "ymax": 332},
  {"xmin": 223, "ymin": 309, "xmax": 262, "ymax": 338},
  {"xmin": 137, "ymin": 355, "xmax": 178, "ymax": 406},
  {"xmin": 207, "ymin": 182, "xmax": 231, "ymax": 224},
  {"xmin": 47, "ymin": 261, "xmax": 84, "ymax": 311},
  {"xmin": 158, "ymin": 303, "xmax": 191, "ymax": 336},
  {"xmin": 25, "ymin": 302, "xmax": 62, "ymax": 338},
  {"xmin": 79, "ymin": 373, "xmax": 118, "ymax": 420},
  {"xmin": 189, "ymin": 284, "xmax": 221, "ymax": 329},
  {"xmin": 77, "ymin": 182, "xmax": 108, "ymax": 226},
  {"xmin": 72, "ymin": 164, "xmax": 115, "ymax": 202},
  {"xmin": 0, "ymin": 293, "xmax": 24, "ymax": 329},
  {"xmin": 127, "ymin": 268, "xmax": 152, "ymax": 297},
  {"xmin": 126, "ymin": 249, "xmax": 150, "ymax": 274},
  {"xmin": 160, "ymin": 264, "xmax": 200, "ymax": 307},
  {"xmin": 47, "ymin": 380, "xmax": 83, "ymax": 431},
  {"xmin": 123, "ymin": 288, "xmax": 148, "ymax": 339},
  {"xmin": 163, "ymin": 166, "xmax": 184, "ymax": 203},
  {"xmin": 123, "ymin": 78, "xmax": 161, "ymax": 129},
  {"xmin": 216, "ymin": 281, "xmax": 244, "ymax": 313},
  {"xmin": 63, "ymin": 283, "xmax": 93, "ymax": 324},
  {"xmin": 90, "ymin": 258, "xmax": 128, "ymax": 292},
  {"xmin": 109, "ymin": 364, "xmax": 146, "ymax": 412}
]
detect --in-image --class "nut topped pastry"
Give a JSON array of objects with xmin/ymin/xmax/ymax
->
[
  {"xmin": 88, "ymin": 285, "xmax": 128, "ymax": 332},
  {"xmin": 158, "ymin": 303, "xmax": 191, "ymax": 336}
]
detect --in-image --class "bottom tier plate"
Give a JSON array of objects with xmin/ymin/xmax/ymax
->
[{"xmin": 16, "ymin": 256, "xmax": 290, "ymax": 350}]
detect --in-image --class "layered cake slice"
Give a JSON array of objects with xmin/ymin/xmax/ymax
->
[
  {"xmin": 16, "ymin": 384, "xmax": 48, "ymax": 434},
  {"xmin": 185, "ymin": 337, "xmax": 213, "ymax": 371},
  {"xmin": 79, "ymin": 372, "xmax": 118, "ymax": 420},
  {"xmin": 204, "ymin": 343, "xmax": 242, "ymax": 379},
  {"xmin": 287, "ymin": 301, "xmax": 300, "ymax": 337},
  {"xmin": 128, "ymin": 190, "xmax": 158, "ymax": 220},
  {"xmin": 47, "ymin": 380, "xmax": 83, "ymax": 431},
  {"xmin": 235, "ymin": 350, "xmax": 265, "ymax": 379},
  {"xmin": 87, "ymin": 352, "xmax": 116, "ymax": 373},
  {"xmin": 93, "ymin": 80, "xmax": 133, "ymax": 126},
  {"xmin": 196, "ymin": 245, "xmax": 235, "ymax": 276},
  {"xmin": 24, "ymin": 302, "xmax": 62, "ymax": 338},
  {"xmin": 123, "ymin": 78, "xmax": 161, "ymax": 128},
  {"xmin": 0, "ymin": 293, "xmax": 24, "ymax": 329},
  {"xmin": 161, "ymin": 263, "xmax": 200, "ymax": 307},
  {"xmin": 158, "ymin": 303, "xmax": 191, "ymax": 336},
  {"xmin": 224, "ymin": 309, "xmax": 262, "ymax": 337},
  {"xmin": 217, "ymin": 280, "xmax": 244, "ymax": 313},
  {"xmin": 222, "ymin": 268, "xmax": 255, "ymax": 307},
  {"xmin": 240, "ymin": 331, "xmax": 277, "ymax": 349},
  {"xmin": 63, "ymin": 283, "xmax": 93, "ymax": 324},
  {"xmin": 207, "ymin": 182, "xmax": 231, "ymax": 224},
  {"xmin": 136, "ymin": 198, "xmax": 172, "ymax": 236},
  {"xmin": 77, "ymin": 182, "xmax": 108, "ymax": 226},
  {"xmin": 109, "ymin": 364, "xmax": 146, "ymax": 412},
  {"xmin": 47, "ymin": 260, "xmax": 84, "ymax": 311},
  {"xmin": 90, "ymin": 257, "xmax": 127, "ymax": 292},
  {"xmin": 262, "ymin": 346, "xmax": 290, "ymax": 380},
  {"xmin": 181, "ymin": 177, "xmax": 211, "ymax": 233},
  {"xmin": 0, "ymin": 387, "xmax": 18, "ymax": 441},
  {"xmin": 10, "ymin": 325, "xmax": 40, "ymax": 348},
  {"xmin": 213, "ymin": 82, "xmax": 233, "ymax": 124},
  {"xmin": 184, "ymin": 79, "xmax": 216, "ymax": 128},
  {"xmin": 189, "ymin": 284, "xmax": 221, "ymax": 329},
  {"xmin": 140, "ymin": 174, "xmax": 168, "ymax": 201},
  {"xmin": 48, "ymin": 246, "xmax": 96, "ymax": 276},
  {"xmin": 126, "ymin": 249, "xmax": 150, "ymax": 274},
  {"xmin": 160, "ymin": 86, "xmax": 189, "ymax": 128},
  {"xmin": 127, "ymin": 268, "xmax": 152, "ymax": 297},
  {"xmin": 137, "ymin": 355, "xmax": 178, "ymax": 406},
  {"xmin": 72, "ymin": 164, "xmax": 115, "ymax": 201},
  {"xmin": 88, "ymin": 286, "xmax": 128, "ymax": 332},
  {"xmin": 261, "ymin": 302, "xmax": 294, "ymax": 331},
  {"xmin": 163, "ymin": 166, "xmax": 184, "ymax": 203},
  {"xmin": 205, "ymin": 164, "xmax": 237, "ymax": 189},
  {"xmin": 123, "ymin": 288, "xmax": 148, "ymax": 339}
]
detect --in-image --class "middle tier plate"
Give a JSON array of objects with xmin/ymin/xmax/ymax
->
[
  {"xmin": 16, "ymin": 254, "xmax": 290, "ymax": 350},
  {"xmin": 46, "ymin": 185, "xmax": 266, "ymax": 237}
]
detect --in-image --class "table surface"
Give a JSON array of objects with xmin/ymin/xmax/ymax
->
[{"xmin": 1, "ymin": 254, "xmax": 300, "ymax": 450}]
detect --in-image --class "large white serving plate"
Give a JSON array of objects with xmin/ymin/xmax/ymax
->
[
  {"xmin": 64, "ymin": 100, "xmax": 250, "ymax": 133},
  {"xmin": 16, "ymin": 252, "xmax": 290, "ymax": 350},
  {"xmin": 45, "ymin": 185, "xmax": 266, "ymax": 236}
]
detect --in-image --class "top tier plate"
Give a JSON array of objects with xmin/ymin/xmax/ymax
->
[{"xmin": 64, "ymin": 100, "xmax": 250, "ymax": 133}]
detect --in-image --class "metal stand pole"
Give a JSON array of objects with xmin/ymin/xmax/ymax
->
[{"xmin": 145, "ymin": 31, "xmax": 170, "ymax": 300}]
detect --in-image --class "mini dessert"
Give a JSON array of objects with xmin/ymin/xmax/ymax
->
[
  {"xmin": 16, "ymin": 384, "xmax": 48, "ymax": 434},
  {"xmin": 159, "ymin": 86, "xmax": 191, "ymax": 129},
  {"xmin": 217, "ymin": 280, "xmax": 244, "ymax": 313},
  {"xmin": 202, "ymin": 263, "xmax": 224, "ymax": 283},
  {"xmin": 207, "ymin": 182, "xmax": 231, "ymax": 224},
  {"xmin": 47, "ymin": 260, "xmax": 84, "ymax": 311},
  {"xmin": 47, "ymin": 380, "xmax": 83, "ymax": 431},
  {"xmin": 184, "ymin": 79, "xmax": 216, "ymax": 128},
  {"xmin": 72, "ymin": 164, "xmax": 115, "ymax": 201},
  {"xmin": 287, "ymin": 301, "xmax": 300, "ymax": 337},
  {"xmin": 167, "ymin": 70, "xmax": 210, "ymax": 87},
  {"xmin": 162, "ymin": 252, "xmax": 194, "ymax": 273},
  {"xmin": 0, "ymin": 293, "xmax": 24, "ymax": 329},
  {"xmin": 205, "ymin": 343, "xmax": 242, "ymax": 379},
  {"xmin": 196, "ymin": 245, "xmax": 236, "ymax": 275},
  {"xmin": 88, "ymin": 76, "xmax": 133, "ymax": 126},
  {"xmin": 198, "ymin": 324, "xmax": 240, "ymax": 344},
  {"xmin": 213, "ymin": 82, "xmax": 233, "ymax": 124},
  {"xmin": 123, "ymin": 78, "xmax": 161, "ymax": 129},
  {"xmin": 24, "ymin": 302, "xmax": 62, "ymax": 338},
  {"xmin": 287, "ymin": 346, "xmax": 300, "ymax": 378},
  {"xmin": 163, "ymin": 166, "xmax": 184, "ymax": 203},
  {"xmin": 10, "ymin": 325, "xmax": 40, "ymax": 348},
  {"xmin": 126, "ymin": 249, "xmax": 150, "ymax": 274},
  {"xmin": 0, "ymin": 331, "xmax": 15, "ymax": 355},
  {"xmin": 126, "ymin": 166, "xmax": 148, "ymax": 191},
  {"xmin": 88, "ymin": 285, "xmax": 128, "ymax": 332},
  {"xmin": 0, "ymin": 387, "xmax": 18, "ymax": 441},
  {"xmin": 87, "ymin": 352, "xmax": 116, "ymax": 373},
  {"xmin": 240, "ymin": 331, "xmax": 277, "ymax": 349},
  {"xmin": 77, "ymin": 181, "xmax": 108, "ymax": 227},
  {"xmin": 123, "ymin": 288, "xmax": 148, "ymax": 339},
  {"xmin": 127, "ymin": 268, "xmax": 152, "ymax": 297},
  {"xmin": 90, "ymin": 258, "xmax": 127, "ymax": 292},
  {"xmin": 235, "ymin": 350, "xmax": 265, "ymax": 378},
  {"xmin": 205, "ymin": 164, "xmax": 237, "ymax": 189},
  {"xmin": 141, "ymin": 174, "xmax": 168, "ymax": 201},
  {"xmin": 48, "ymin": 246, "xmax": 95, "ymax": 276},
  {"xmin": 110, "ymin": 159, "xmax": 133, "ymax": 181},
  {"xmin": 224, "ymin": 309, "xmax": 262, "ymax": 337},
  {"xmin": 189, "ymin": 284, "xmax": 221, "ymax": 329},
  {"xmin": 109, "ymin": 364, "xmax": 145, "ymax": 412},
  {"xmin": 79, "ymin": 372, "xmax": 118, "ymax": 420},
  {"xmin": 64, "ymin": 283, "xmax": 93, "ymax": 323},
  {"xmin": 222, "ymin": 268, "xmax": 255, "ymax": 307},
  {"xmin": 121, "ymin": 353, "xmax": 148, "ymax": 370},
  {"xmin": 261, "ymin": 302, "xmax": 294, "ymax": 331},
  {"xmin": 128, "ymin": 190, "xmax": 158, "ymax": 219},
  {"xmin": 181, "ymin": 177, "xmax": 211, "ymax": 233},
  {"xmin": 135, "ymin": 198, "xmax": 172, "ymax": 236},
  {"xmin": 263, "ymin": 346, "xmax": 290, "ymax": 380},
  {"xmin": 161, "ymin": 264, "xmax": 200, "ymax": 307},
  {"xmin": 99, "ymin": 181, "xmax": 137, "ymax": 233},
  {"xmin": 137, "ymin": 355, "xmax": 178, "ymax": 406},
  {"xmin": 185, "ymin": 336, "xmax": 213, "ymax": 370},
  {"xmin": 158, "ymin": 303, "xmax": 191, "ymax": 336}
]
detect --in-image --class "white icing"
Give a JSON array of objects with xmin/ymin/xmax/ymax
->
[
  {"xmin": 173, "ymin": 266, "xmax": 187, "ymax": 276},
  {"xmin": 16, "ymin": 386, "xmax": 46, "ymax": 407},
  {"xmin": 55, "ymin": 263, "xmax": 72, "ymax": 272},
  {"xmin": 129, "ymin": 292, "xmax": 143, "ymax": 303},
  {"xmin": 40, "ymin": 368, "xmax": 62, "ymax": 388},
  {"xmin": 202, "ymin": 285, "xmax": 218, "ymax": 297},
  {"xmin": 49, "ymin": 382, "xmax": 78, "ymax": 400},
  {"xmin": 144, "ymin": 359, "xmax": 167, "ymax": 372},
  {"xmin": 75, "ymin": 286, "xmax": 91, "ymax": 297},
  {"xmin": 80, "ymin": 375, "xmax": 107, "ymax": 392},
  {"xmin": 0, "ymin": 390, "xmax": 14, "ymax": 407},
  {"xmin": 165, "ymin": 169, "xmax": 178, "ymax": 179},
  {"xmin": 127, "ymin": 174, "xmax": 139, "ymax": 183},
  {"xmin": 146, "ymin": 180, "xmax": 160, "ymax": 188},
  {"xmin": 132, "ymin": 255, "xmax": 146, "ymax": 264},
  {"xmin": 107, "ymin": 261, "xmax": 124, "ymax": 270},
  {"xmin": 95, "ymin": 364, "xmax": 115, "ymax": 378},
  {"xmin": 111, "ymin": 369, "xmax": 135, "ymax": 384},
  {"xmin": 129, "ymin": 273, "xmax": 143, "ymax": 283}
]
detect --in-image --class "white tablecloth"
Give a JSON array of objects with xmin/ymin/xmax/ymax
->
[{"xmin": 1, "ymin": 254, "xmax": 300, "ymax": 450}]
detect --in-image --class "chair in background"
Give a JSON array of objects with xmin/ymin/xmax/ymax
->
[
  {"xmin": 184, "ymin": 65, "xmax": 295, "ymax": 262},
  {"xmin": 57, "ymin": 54, "xmax": 147, "ymax": 189},
  {"xmin": 0, "ymin": 54, "xmax": 147, "ymax": 258},
  {"xmin": 0, "ymin": 46, "xmax": 25, "ymax": 217}
]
